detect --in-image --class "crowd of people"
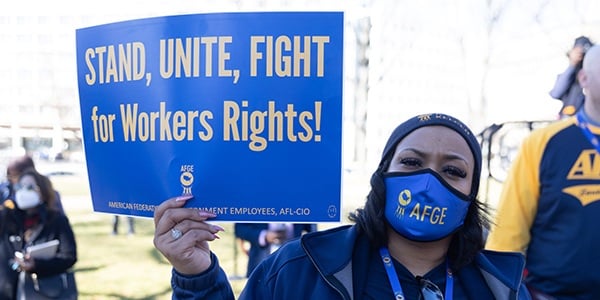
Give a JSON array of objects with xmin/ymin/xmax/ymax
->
[{"xmin": 2, "ymin": 36, "xmax": 597, "ymax": 300}]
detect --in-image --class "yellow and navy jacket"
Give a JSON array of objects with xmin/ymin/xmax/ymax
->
[{"xmin": 487, "ymin": 116, "xmax": 600, "ymax": 298}]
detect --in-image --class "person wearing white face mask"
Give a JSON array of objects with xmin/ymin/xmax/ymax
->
[
  {"xmin": 0, "ymin": 167, "xmax": 77, "ymax": 300},
  {"xmin": 1, "ymin": 155, "xmax": 65, "ymax": 214},
  {"xmin": 14, "ymin": 180, "xmax": 43, "ymax": 210}
]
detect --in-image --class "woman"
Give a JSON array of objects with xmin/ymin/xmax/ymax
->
[
  {"xmin": 153, "ymin": 113, "xmax": 531, "ymax": 299},
  {"xmin": 0, "ymin": 167, "xmax": 77, "ymax": 300},
  {"xmin": 2, "ymin": 155, "xmax": 65, "ymax": 214}
]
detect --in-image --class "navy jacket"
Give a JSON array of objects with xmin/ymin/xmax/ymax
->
[
  {"xmin": 171, "ymin": 225, "xmax": 530, "ymax": 299},
  {"xmin": 0, "ymin": 205, "xmax": 77, "ymax": 300},
  {"xmin": 234, "ymin": 223, "xmax": 316, "ymax": 277}
]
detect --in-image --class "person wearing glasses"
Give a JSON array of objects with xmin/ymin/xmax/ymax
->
[
  {"xmin": 153, "ymin": 113, "xmax": 531, "ymax": 299},
  {"xmin": 487, "ymin": 46, "xmax": 600, "ymax": 299},
  {"xmin": 0, "ymin": 167, "xmax": 78, "ymax": 299}
]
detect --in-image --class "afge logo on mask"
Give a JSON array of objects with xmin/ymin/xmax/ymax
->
[
  {"xmin": 394, "ymin": 188, "xmax": 448, "ymax": 224},
  {"xmin": 385, "ymin": 170, "xmax": 470, "ymax": 242}
]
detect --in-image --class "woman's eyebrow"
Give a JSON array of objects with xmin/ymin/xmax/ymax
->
[
  {"xmin": 398, "ymin": 147, "xmax": 469, "ymax": 164},
  {"xmin": 443, "ymin": 153, "xmax": 469, "ymax": 164},
  {"xmin": 396, "ymin": 147, "xmax": 425, "ymax": 156}
]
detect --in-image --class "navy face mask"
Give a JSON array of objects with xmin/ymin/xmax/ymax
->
[{"xmin": 384, "ymin": 169, "xmax": 471, "ymax": 242}]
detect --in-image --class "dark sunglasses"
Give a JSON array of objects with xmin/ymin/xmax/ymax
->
[{"xmin": 418, "ymin": 277, "xmax": 444, "ymax": 300}]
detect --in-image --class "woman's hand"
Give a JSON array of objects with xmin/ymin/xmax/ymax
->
[
  {"xmin": 153, "ymin": 195, "xmax": 224, "ymax": 275},
  {"xmin": 13, "ymin": 252, "xmax": 35, "ymax": 272}
]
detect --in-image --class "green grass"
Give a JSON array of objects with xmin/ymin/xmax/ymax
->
[
  {"xmin": 69, "ymin": 213, "xmax": 247, "ymax": 299},
  {"xmin": 51, "ymin": 173, "xmax": 248, "ymax": 299}
]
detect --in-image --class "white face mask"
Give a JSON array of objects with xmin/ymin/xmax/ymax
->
[
  {"xmin": 15, "ymin": 189, "xmax": 41, "ymax": 210},
  {"xmin": 14, "ymin": 175, "xmax": 42, "ymax": 210}
]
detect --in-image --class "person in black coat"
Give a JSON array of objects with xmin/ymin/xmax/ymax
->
[{"xmin": 0, "ymin": 167, "xmax": 77, "ymax": 299}]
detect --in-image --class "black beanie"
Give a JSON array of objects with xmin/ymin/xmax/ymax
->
[{"xmin": 379, "ymin": 113, "xmax": 482, "ymax": 199}]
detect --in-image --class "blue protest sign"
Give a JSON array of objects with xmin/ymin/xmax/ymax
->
[{"xmin": 76, "ymin": 12, "xmax": 343, "ymax": 222}]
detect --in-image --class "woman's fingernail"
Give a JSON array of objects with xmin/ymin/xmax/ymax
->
[
  {"xmin": 175, "ymin": 195, "xmax": 193, "ymax": 202},
  {"xmin": 213, "ymin": 234, "xmax": 221, "ymax": 240},
  {"xmin": 198, "ymin": 211, "xmax": 216, "ymax": 218},
  {"xmin": 211, "ymin": 225, "xmax": 225, "ymax": 232}
]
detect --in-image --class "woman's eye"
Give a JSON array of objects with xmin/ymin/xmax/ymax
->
[
  {"xmin": 16, "ymin": 184, "xmax": 36, "ymax": 191},
  {"xmin": 400, "ymin": 158, "xmax": 421, "ymax": 168},
  {"xmin": 444, "ymin": 166, "xmax": 466, "ymax": 178}
]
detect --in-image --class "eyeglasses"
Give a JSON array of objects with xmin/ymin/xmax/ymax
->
[{"xmin": 418, "ymin": 277, "xmax": 444, "ymax": 300}]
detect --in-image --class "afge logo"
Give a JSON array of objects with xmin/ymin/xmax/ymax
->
[
  {"xmin": 393, "ymin": 188, "xmax": 449, "ymax": 225},
  {"xmin": 180, "ymin": 165, "xmax": 194, "ymax": 195},
  {"xmin": 395, "ymin": 189, "xmax": 411, "ymax": 217}
]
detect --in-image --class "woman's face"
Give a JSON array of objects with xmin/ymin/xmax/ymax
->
[
  {"xmin": 14, "ymin": 174, "xmax": 43, "ymax": 210},
  {"xmin": 387, "ymin": 126, "xmax": 475, "ymax": 196},
  {"xmin": 16, "ymin": 174, "xmax": 40, "ymax": 195}
]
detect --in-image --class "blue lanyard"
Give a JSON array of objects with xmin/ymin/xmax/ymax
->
[
  {"xmin": 576, "ymin": 111, "xmax": 600, "ymax": 153},
  {"xmin": 379, "ymin": 247, "xmax": 453, "ymax": 300}
]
